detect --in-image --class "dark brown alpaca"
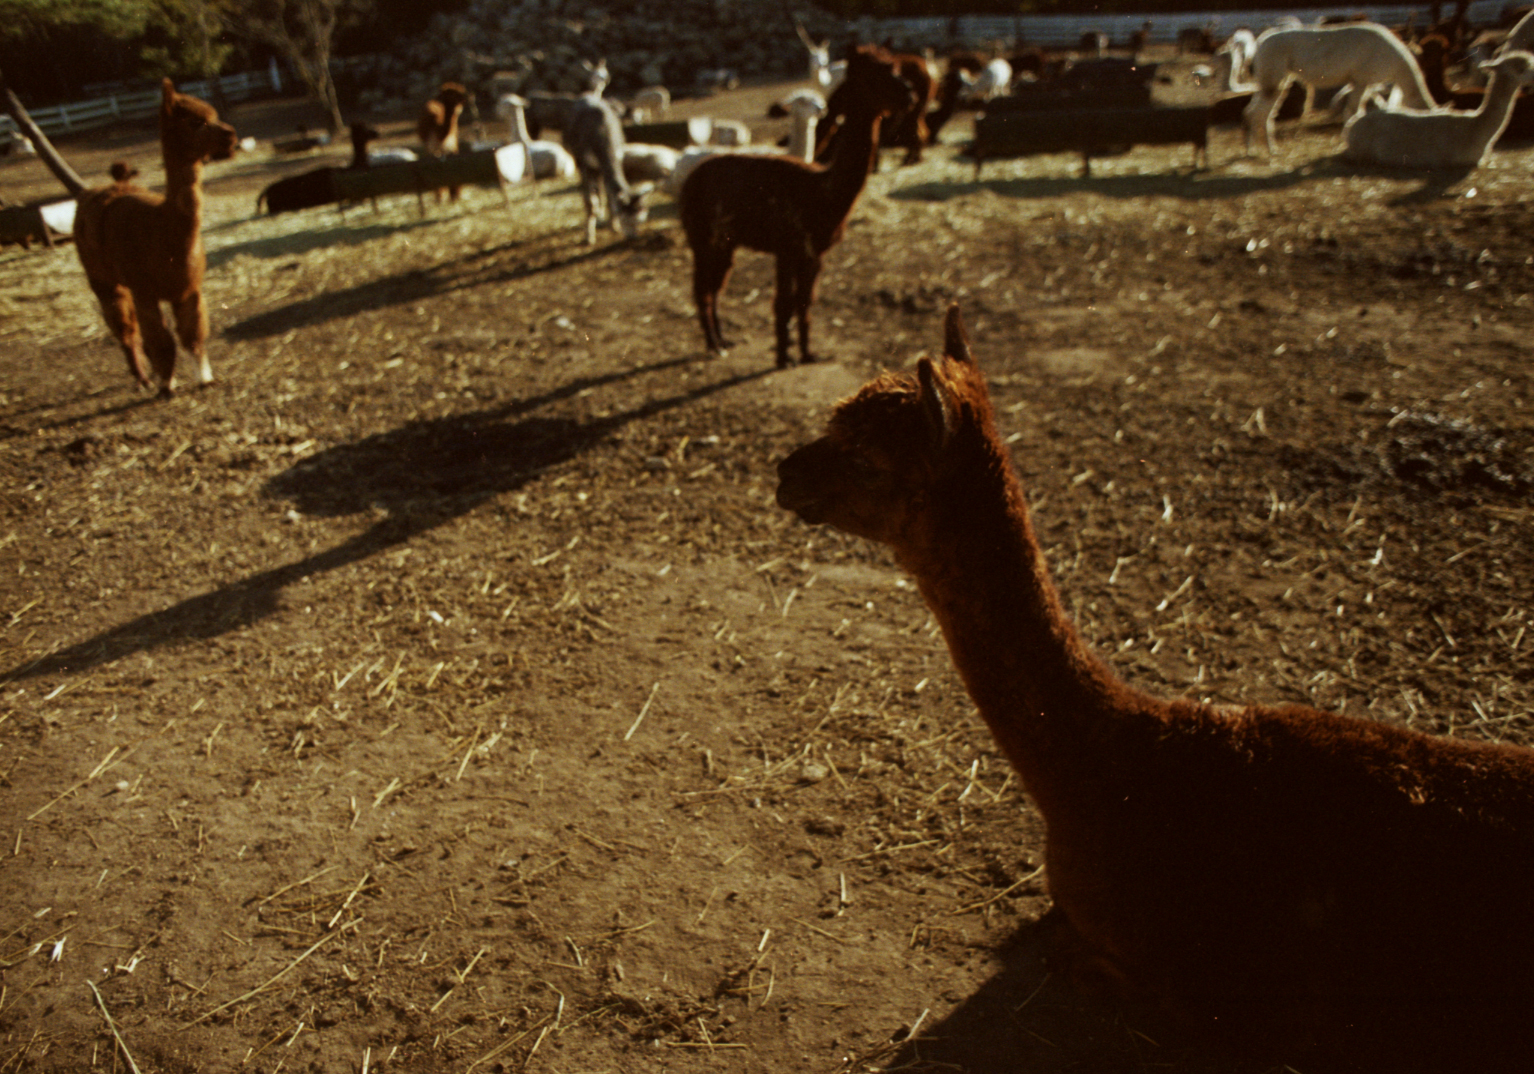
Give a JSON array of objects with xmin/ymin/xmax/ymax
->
[
  {"xmin": 679, "ymin": 45, "xmax": 912, "ymax": 368},
  {"xmin": 417, "ymin": 82, "xmax": 468, "ymax": 201},
  {"xmin": 776, "ymin": 305, "xmax": 1534, "ymax": 1074},
  {"xmin": 73, "ymin": 80, "xmax": 237, "ymax": 396},
  {"xmin": 816, "ymin": 49, "xmax": 936, "ymax": 167}
]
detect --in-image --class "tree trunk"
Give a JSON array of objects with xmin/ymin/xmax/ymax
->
[{"xmin": 0, "ymin": 67, "xmax": 88, "ymax": 197}]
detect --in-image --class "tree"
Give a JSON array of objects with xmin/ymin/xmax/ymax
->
[{"xmin": 243, "ymin": 0, "xmax": 351, "ymax": 133}]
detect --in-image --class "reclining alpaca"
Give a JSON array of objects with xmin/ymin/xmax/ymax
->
[
  {"xmin": 73, "ymin": 80, "xmax": 238, "ymax": 396},
  {"xmin": 256, "ymin": 122, "xmax": 412, "ymax": 216},
  {"xmin": 679, "ymin": 45, "xmax": 912, "ymax": 368},
  {"xmin": 494, "ymin": 94, "xmax": 576, "ymax": 179},
  {"xmin": 1343, "ymin": 50, "xmax": 1534, "ymax": 167},
  {"xmin": 1243, "ymin": 22, "xmax": 1437, "ymax": 155},
  {"xmin": 776, "ymin": 304, "xmax": 1534, "ymax": 1074},
  {"xmin": 659, "ymin": 90, "xmax": 827, "ymax": 196}
]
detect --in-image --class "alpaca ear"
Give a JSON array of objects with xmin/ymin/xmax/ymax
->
[
  {"xmin": 918, "ymin": 357, "xmax": 956, "ymax": 450},
  {"xmin": 161, "ymin": 78, "xmax": 176, "ymax": 110},
  {"xmin": 943, "ymin": 303, "xmax": 975, "ymax": 367}
]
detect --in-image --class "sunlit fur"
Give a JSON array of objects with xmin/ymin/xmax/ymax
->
[
  {"xmin": 73, "ymin": 80, "xmax": 237, "ymax": 396},
  {"xmin": 777, "ymin": 304, "xmax": 1534, "ymax": 1073}
]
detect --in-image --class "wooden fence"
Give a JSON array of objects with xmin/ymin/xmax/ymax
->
[{"xmin": 1, "ymin": 67, "xmax": 280, "ymax": 144}]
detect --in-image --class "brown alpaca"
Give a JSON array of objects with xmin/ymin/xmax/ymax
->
[
  {"xmin": 817, "ymin": 49, "xmax": 936, "ymax": 166},
  {"xmin": 417, "ymin": 82, "xmax": 469, "ymax": 202},
  {"xmin": 679, "ymin": 45, "xmax": 912, "ymax": 368},
  {"xmin": 73, "ymin": 80, "xmax": 237, "ymax": 397},
  {"xmin": 776, "ymin": 305, "xmax": 1534, "ymax": 1074}
]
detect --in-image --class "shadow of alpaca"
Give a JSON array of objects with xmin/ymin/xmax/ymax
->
[
  {"xmin": 0, "ymin": 357, "xmax": 769, "ymax": 683},
  {"xmin": 1312, "ymin": 155, "xmax": 1478, "ymax": 205},
  {"xmin": 890, "ymin": 164, "xmax": 1319, "ymax": 206},
  {"xmin": 221, "ymin": 232, "xmax": 652, "ymax": 341},
  {"xmin": 872, "ymin": 916, "xmax": 1280, "ymax": 1074},
  {"xmin": 204, "ymin": 215, "xmax": 449, "ymax": 268}
]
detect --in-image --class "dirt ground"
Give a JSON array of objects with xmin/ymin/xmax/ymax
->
[{"xmin": 2, "ymin": 59, "xmax": 1533, "ymax": 1074}]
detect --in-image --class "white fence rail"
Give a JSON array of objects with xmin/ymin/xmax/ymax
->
[
  {"xmin": 1, "ymin": 68, "xmax": 279, "ymax": 143},
  {"xmin": 866, "ymin": 2, "xmax": 1510, "ymax": 47}
]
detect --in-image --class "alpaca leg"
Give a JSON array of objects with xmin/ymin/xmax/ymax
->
[
  {"xmin": 793, "ymin": 257, "xmax": 824, "ymax": 366},
  {"xmin": 583, "ymin": 181, "xmax": 602, "ymax": 245},
  {"xmin": 691, "ymin": 247, "xmax": 734, "ymax": 356},
  {"xmin": 170, "ymin": 289, "xmax": 214, "ymax": 385},
  {"xmin": 772, "ymin": 256, "xmax": 801, "ymax": 368},
  {"xmin": 134, "ymin": 292, "xmax": 179, "ymax": 397},
  {"xmin": 1244, "ymin": 84, "xmax": 1282, "ymax": 157},
  {"xmin": 91, "ymin": 280, "xmax": 152, "ymax": 389}
]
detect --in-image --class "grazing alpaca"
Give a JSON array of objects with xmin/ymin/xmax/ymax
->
[
  {"xmin": 679, "ymin": 45, "xmax": 912, "ymax": 368},
  {"xmin": 776, "ymin": 304, "xmax": 1534, "ymax": 1074},
  {"xmin": 417, "ymin": 82, "xmax": 469, "ymax": 201},
  {"xmin": 564, "ymin": 94, "xmax": 652, "ymax": 245},
  {"xmin": 1244, "ymin": 23, "xmax": 1438, "ymax": 155},
  {"xmin": 73, "ymin": 80, "xmax": 237, "ymax": 396},
  {"xmin": 1344, "ymin": 50, "xmax": 1534, "ymax": 167}
]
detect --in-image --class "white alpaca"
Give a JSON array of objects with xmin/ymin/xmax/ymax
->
[
  {"xmin": 959, "ymin": 57, "xmax": 1014, "ymax": 101},
  {"xmin": 1213, "ymin": 29, "xmax": 1258, "ymax": 90},
  {"xmin": 796, "ymin": 23, "xmax": 847, "ymax": 92},
  {"xmin": 1501, "ymin": 7, "xmax": 1534, "ymax": 54},
  {"xmin": 659, "ymin": 91, "xmax": 826, "ymax": 197},
  {"xmin": 1343, "ymin": 51, "xmax": 1534, "ymax": 168},
  {"xmin": 621, "ymin": 143, "xmax": 681, "ymax": 184},
  {"xmin": 628, "ymin": 85, "xmax": 670, "ymax": 124},
  {"xmin": 495, "ymin": 94, "xmax": 577, "ymax": 180},
  {"xmin": 1243, "ymin": 23, "xmax": 1438, "ymax": 156}
]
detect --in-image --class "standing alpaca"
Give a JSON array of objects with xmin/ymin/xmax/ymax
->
[
  {"xmin": 816, "ymin": 48, "xmax": 935, "ymax": 166},
  {"xmin": 679, "ymin": 45, "xmax": 912, "ymax": 368},
  {"xmin": 1344, "ymin": 50, "xmax": 1534, "ymax": 167},
  {"xmin": 776, "ymin": 304, "xmax": 1534, "ymax": 1074},
  {"xmin": 72, "ymin": 80, "xmax": 237, "ymax": 396},
  {"xmin": 417, "ymin": 82, "xmax": 469, "ymax": 201},
  {"xmin": 1243, "ymin": 23, "xmax": 1437, "ymax": 155}
]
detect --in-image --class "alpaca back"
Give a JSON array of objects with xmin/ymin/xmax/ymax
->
[{"xmin": 1253, "ymin": 23, "xmax": 1435, "ymax": 107}]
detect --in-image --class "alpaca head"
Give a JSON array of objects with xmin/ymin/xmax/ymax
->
[
  {"xmin": 1479, "ymin": 48, "xmax": 1534, "ymax": 84},
  {"xmin": 160, "ymin": 79, "xmax": 238, "ymax": 163},
  {"xmin": 613, "ymin": 182, "xmax": 653, "ymax": 239},
  {"xmin": 777, "ymin": 305, "xmax": 997, "ymax": 547},
  {"xmin": 844, "ymin": 44, "xmax": 918, "ymax": 118},
  {"xmin": 437, "ymin": 83, "xmax": 470, "ymax": 113}
]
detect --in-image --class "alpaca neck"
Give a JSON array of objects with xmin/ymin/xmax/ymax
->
[
  {"xmin": 813, "ymin": 102, "xmax": 885, "ymax": 245},
  {"xmin": 1476, "ymin": 69, "xmax": 1522, "ymax": 127},
  {"xmin": 509, "ymin": 104, "xmax": 532, "ymax": 148},
  {"xmin": 159, "ymin": 151, "xmax": 205, "ymax": 228},
  {"xmin": 899, "ymin": 432, "xmax": 1148, "ymax": 818}
]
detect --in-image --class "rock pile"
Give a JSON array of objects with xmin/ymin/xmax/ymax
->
[{"xmin": 335, "ymin": 0, "xmax": 858, "ymax": 118}]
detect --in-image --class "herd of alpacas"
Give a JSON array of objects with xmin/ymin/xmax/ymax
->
[{"xmin": 45, "ymin": 10, "xmax": 1534, "ymax": 1071}]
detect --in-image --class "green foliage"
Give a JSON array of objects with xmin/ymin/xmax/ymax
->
[{"xmin": 0, "ymin": 0, "xmax": 245, "ymax": 100}]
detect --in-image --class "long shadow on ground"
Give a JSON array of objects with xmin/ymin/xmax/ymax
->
[
  {"xmin": 873, "ymin": 914, "xmax": 1279, "ymax": 1074},
  {"xmin": 2, "ymin": 355, "xmax": 768, "ymax": 682},
  {"xmin": 891, "ymin": 156, "xmax": 1468, "ymax": 207},
  {"xmin": 219, "ymin": 230, "xmax": 662, "ymax": 339}
]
